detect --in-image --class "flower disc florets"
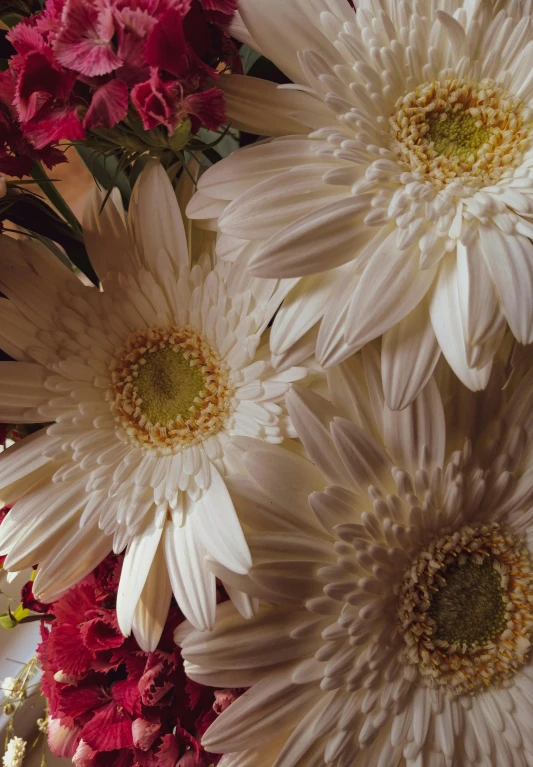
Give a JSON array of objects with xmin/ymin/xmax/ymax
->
[
  {"xmin": 399, "ymin": 523, "xmax": 533, "ymax": 695},
  {"xmin": 390, "ymin": 78, "xmax": 533, "ymax": 189},
  {"xmin": 109, "ymin": 326, "xmax": 233, "ymax": 452}
]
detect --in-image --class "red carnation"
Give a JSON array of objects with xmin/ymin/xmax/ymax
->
[{"xmin": 38, "ymin": 554, "xmax": 242, "ymax": 766}]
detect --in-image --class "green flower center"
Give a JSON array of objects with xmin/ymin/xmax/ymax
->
[
  {"xmin": 135, "ymin": 347, "xmax": 205, "ymax": 426},
  {"xmin": 399, "ymin": 523, "xmax": 533, "ymax": 695},
  {"xmin": 427, "ymin": 112, "xmax": 491, "ymax": 160},
  {"xmin": 110, "ymin": 326, "xmax": 233, "ymax": 451},
  {"xmin": 428, "ymin": 559, "xmax": 506, "ymax": 645},
  {"xmin": 390, "ymin": 77, "xmax": 532, "ymax": 189}
]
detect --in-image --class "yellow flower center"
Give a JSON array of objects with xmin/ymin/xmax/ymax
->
[
  {"xmin": 399, "ymin": 523, "xmax": 533, "ymax": 695},
  {"xmin": 109, "ymin": 326, "xmax": 233, "ymax": 451},
  {"xmin": 135, "ymin": 347, "xmax": 205, "ymax": 426},
  {"xmin": 390, "ymin": 77, "xmax": 532, "ymax": 189},
  {"xmin": 427, "ymin": 111, "xmax": 491, "ymax": 161}
]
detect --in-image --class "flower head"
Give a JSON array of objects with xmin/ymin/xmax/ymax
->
[
  {"xmin": 2, "ymin": 737, "xmax": 25, "ymax": 767},
  {"xmin": 188, "ymin": 0, "xmax": 533, "ymax": 409},
  {"xmin": 3, "ymin": 0, "xmax": 238, "ymax": 149},
  {"xmin": 179, "ymin": 343, "xmax": 533, "ymax": 766},
  {"xmin": 0, "ymin": 160, "xmax": 309, "ymax": 650},
  {"xmin": 39, "ymin": 552, "xmax": 239, "ymax": 766}
]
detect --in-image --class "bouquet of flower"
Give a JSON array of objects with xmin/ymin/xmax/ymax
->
[{"xmin": 1, "ymin": 1, "xmax": 533, "ymax": 766}]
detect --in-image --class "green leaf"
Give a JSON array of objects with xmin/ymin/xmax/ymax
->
[
  {"xmin": 5, "ymin": 193, "xmax": 99, "ymax": 285},
  {"xmin": 247, "ymin": 56, "xmax": 290, "ymax": 85},
  {"xmin": 0, "ymin": 613, "xmax": 17, "ymax": 630},
  {"xmin": 240, "ymin": 44, "xmax": 262, "ymax": 74},
  {"xmin": 168, "ymin": 119, "xmax": 192, "ymax": 152},
  {"xmin": 75, "ymin": 146, "xmax": 132, "ymax": 208},
  {"xmin": 0, "ymin": 13, "xmax": 24, "ymax": 28},
  {"xmin": 30, "ymin": 162, "xmax": 83, "ymax": 235}
]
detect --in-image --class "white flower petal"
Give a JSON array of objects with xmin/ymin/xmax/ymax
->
[
  {"xmin": 381, "ymin": 300, "xmax": 441, "ymax": 412},
  {"xmin": 83, "ymin": 187, "xmax": 137, "ymax": 285},
  {"xmin": 383, "ymin": 377, "xmax": 446, "ymax": 475},
  {"xmin": 238, "ymin": 0, "xmax": 342, "ymax": 84},
  {"xmin": 249, "ymin": 197, "xmax": 374, "ymax": 279},
  {"xmin": 33, "ymin": 524, "xmax": 112, "ymax": 603},
  {"xmin": 221, "ymin": 75, "xmax": 329, "ymax": 136},
  {"xmin": 220, "ymin": 167, "xmax": 347, "ymax": 243},
  {"xmin": 286, "ymin": 386, "xmax": 352, "ymax": 487},
  {"xmin": 345, "ymin": 235, "xmax": 437, "ymax": 351},
  {"xmin": 164, "ymin": 513, "xmax": 217, "ymax": 631},
  {"xmin": 457, "ymin": 230, "xmax": 505, "ymax": 347},
  {"xmin": 128, "ymin": 160, "xmax": 189, "ymax": 274},
  {"xmin": 116, "ymin": 518, "xmax": 163, "ymax": 638},
  {"xmin": 430, "ymin": 254, "xmax": 493, "ymax": 391},
  {"xmin": 192, "ymin": 466, "xmax": 252, "ymax": 575},
  {"xmin": 479, "ymin": 226, "xmax": 533, "ymax": 345},
  {"xmin": 132, "ymin": 536, "xmax": 173, "ymax": 651}
]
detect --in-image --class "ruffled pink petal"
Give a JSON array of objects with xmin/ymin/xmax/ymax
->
[
  {"xmin": 15, "ymin": 50, "xmax": 77, "ymax": 122},
  {"xmin": 7, "ymin": 21, "xmax": 46, "ymax": 56},
  {"xmin": 132, "ymin": 718, "xmax": 161, "ymax": 751},
  {"xmin": 47, "ymin": 718, "xmax": 80, "ymax": 759},
  {"xmin": 131, "ymin": 73, "xmax": 180, "ymax": 132},
  {"xmin": 84, "ymin": 79, "xmax": 129, "ymax": 130},
  {"xmin": 80, "ymin": 701, "xmax": 133, "ymax": 752},
  {"xmin": 184, "ymin": 87, "xmax": 226, "ymax": 131},
  {"xmin": 23, "ymin": 104, "xmax": 85, "ymax": 149},
  {"xmin": 54, "ymin": 0, "xmax": 122, "ymax": 77}
]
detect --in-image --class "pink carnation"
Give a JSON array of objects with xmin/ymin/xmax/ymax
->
[
  {"xmin": 2, "ymin": 0, "xmax": 238, "ymax": 157},
  {"xmin": 38, "ymin": 554, "xmax": 242, "ymax": 766}
]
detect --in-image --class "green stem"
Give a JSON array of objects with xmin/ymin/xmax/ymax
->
[{"xmin": 30, "ymin": 161, "xmax": 83, "ymax": 234}]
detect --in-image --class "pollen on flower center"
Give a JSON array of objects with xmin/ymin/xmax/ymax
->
[
  {"xmin": 426, "ymin": 112, "xmax": 491, "ymax": 161},
  {"xmin": 134, "ymin": 347, "xmax": 205, "ymax": 426},
  {"xmin": 109, "ymin": 326, "xmax": 233, "ymax": 452},
  {"xmin": 399, "ymin": 523, "xmax": 533, "ymax": 695},
  {"xmin": 390, "ymin": 77, "xmax": 532, "ymax": 189},
  {"xmin": 428, "ymin": 559, "xmax": 506, "ymax": 645}
]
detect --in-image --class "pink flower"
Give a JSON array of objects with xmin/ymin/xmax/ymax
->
[
  {"xmin": 38, "ymin": 554, "xmax": 240, "ymax": 766},
  {"xmin": 184, "ymin": 87, "xmax": 225, "ymax": 131},
  {"xmin": 131, "ymin": 70, "xmax": 181, "ymax": 132},
  {"xmin": 84, "ymin": 80, "xmax": 129, "ymax": 130},
  {"xmin": 54, "ymin": 1, "xmax": 123, "ymax": 77},
  {"xmin": 47, "ymin": 718, "xmax": 80, "ymax": 759}
]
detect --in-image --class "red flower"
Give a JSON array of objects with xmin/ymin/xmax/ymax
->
[
  {"xmin": 38, "ymin": 554, "xmax": 242, "ymax": 766},
  {"xmin": 131, "ymin": 71, "xmax": 182, "ymax": 132},
  {"xmin": 21, "ymin": 581, "xmax": 51, "ymax": 614}
]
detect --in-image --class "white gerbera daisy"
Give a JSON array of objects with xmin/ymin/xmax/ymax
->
[
  {"xmin": 0, "ymin": 161, "xmax": 307, "ymax": 651},
  {"xmin": 178, "ymin": 344, "xmax": 533, "ymax": 767},
  {"xmin": 187, "ymin": 0, "xmax": 533, "ymax": 409}
]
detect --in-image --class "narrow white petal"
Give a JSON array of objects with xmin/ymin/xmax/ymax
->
[
  {"xmin": 34, "ymin": 524, "xmax": 112, "ymax": 602},
  {"xmin": 221, "ymin": 75, "xmax": 329, "ymax": 136},
  {"xmin": 479, "ymin": 226, "xmax": 533, "ymax": 345},
  {"xmin": 383, "ymin": 377, "xmax": 446, "ymax": 474},
  {"xmin": 381, "ymin": 300, "xmax": 441, "ymax": 411},
  {"xmin": 457, "ymin": 231, "xmax": 505, "ymax": 347},
  {"xmin": 430, "ymin": 255, "xmax": 493, "ymax": 391},
  {"xmin": 192, "ymin": 467, "xmax": 252, "ymax": 575},
  {"xmin": 132, "ymin": 536, "xmax": 173, "ymax": 651},
  {"xmin": 83, "ymin": 187, "xmax": 137, "ymax": 285},
  {"xmin": 164, "ymin": 515, "xmax": 216, "ymax": 631},
  {"xmin": 345, "ymin": 235, "xmax": 437, "ymax": 350},
  {"xmin": 128, "ymin": 161, "xmax": 189, "ymax": 274},
  {"xmin": 286, "ymin": 387, "xmax": 351, "ymax": 487},
  {"xmin": 250, "ymin": 197, "xmax": 374, "ymax": 279},
  {"xmin": 116, "ymin": 518, "xmax": 163, "ymax": 638}
]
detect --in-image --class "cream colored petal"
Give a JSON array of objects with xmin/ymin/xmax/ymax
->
[
  {"xmin": 221, "ymin": 75, "xmax": 331, "ymax": 136},
  {"xmin": 381, "ymin": 300, "xmax": 441, "ymax": 412},
  {"xmin": 132, "ymin": 536, "xmax": 173, "ymax": 651},
  {"xmin": 128, "ymin": 160, "xmax": 189, "ymax": 274},
  {"xmin": 83, "ymin": 186, "xmax": 137, "ymax": 284}
]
